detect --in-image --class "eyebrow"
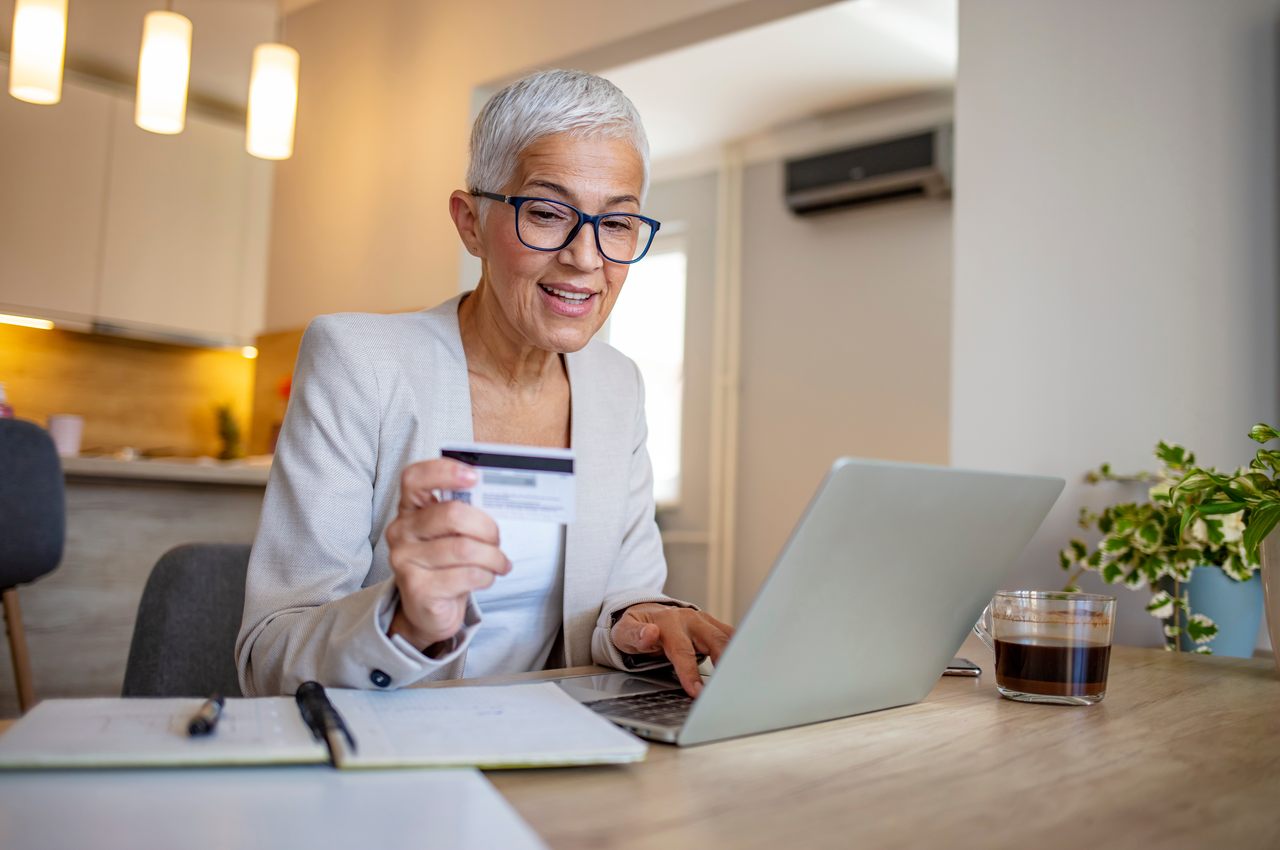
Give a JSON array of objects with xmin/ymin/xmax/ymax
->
[{"xmin": 526, "ymin": 179, "xmax": 640, "ymax": 209}]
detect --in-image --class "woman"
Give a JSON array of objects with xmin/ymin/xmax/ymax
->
[{"xmin": 236, "ymin": 69, "xmax": 732, "ymax": 699}]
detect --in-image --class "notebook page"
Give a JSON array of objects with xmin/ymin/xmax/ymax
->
[
  {"xmin": 0, "ymin": 697, "xmax": 326, "ymax": 769},
  {"xmin": 0, "ymin": 767, "xmax": 548, "ymax": 850},
  {"xmin": 328, "ymin": 682, "xmax": 647, "ymax": 769}
]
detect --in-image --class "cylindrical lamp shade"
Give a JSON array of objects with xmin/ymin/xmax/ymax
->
[
  {"xmin": 135, "ymin": 10, "xmax": 192, "ymax": 135},
  {"xmin": 8, "ymin": 0, "xmax": 69, "ymax": 105},
  {"xmin": 246, "ymin": 43, "xmax": 299, "ymax": 160}
]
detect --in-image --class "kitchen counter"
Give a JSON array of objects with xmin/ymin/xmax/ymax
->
[{"xmin": 61, "ymin": 455, "xmax": 272, "ymax": 486}]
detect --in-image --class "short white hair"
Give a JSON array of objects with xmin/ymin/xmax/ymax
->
[{"xmin": 466, "ymin": 69, "xmax": 650, "ymax": 204}]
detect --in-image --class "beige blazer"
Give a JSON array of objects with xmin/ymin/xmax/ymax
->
[{"xmin": 235, "ymin": 295, "xmax": 692, "ymax": 696}]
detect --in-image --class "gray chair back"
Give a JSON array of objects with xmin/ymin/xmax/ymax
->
[
  {"xmin": 122, "ymin": 543, "xmax": 250, "ymax": 697},
  {"xmin": 0, "ymin": 419, "xmax": 65, "ymax": 590}
]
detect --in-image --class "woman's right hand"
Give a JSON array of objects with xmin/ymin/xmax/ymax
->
[{"xmin": 384, "ymin": 458, "xmax": 510, "ymax": 653}]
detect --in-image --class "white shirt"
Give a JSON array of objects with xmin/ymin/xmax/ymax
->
[{"xmin": 462, "ymin": 518, "xmax": 565, "ymax": 677}]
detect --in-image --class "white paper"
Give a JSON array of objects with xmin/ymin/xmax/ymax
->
[
  {"xmin": 328, "ymin": 681, "xmax": 647, "ymax": 768},
  {"xmin": 0, "ymin": 768, "xmax": 547, "ymax": 850},
  {"xmin": 0, "ymin": 697, "xmax": 325, "ymax": 769}
]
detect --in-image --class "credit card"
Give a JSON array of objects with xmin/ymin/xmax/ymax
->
[{"xmin": 439, "ymin": 442, "xmax": 575, "ymax": 524}]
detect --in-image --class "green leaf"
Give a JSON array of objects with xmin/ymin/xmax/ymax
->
[
  {"xmin": 1100, "ymin": 561, "xmax": 1125, "ymax": 584},
  {"xmin": 1196, "ymin": 501, "xmax": 1247, "ymax": 516},
  {"xmin": 1258, "ymin": 451, "xmax": 1280, "ymax": 475},
  {"xmin": 1186, "ymin": 613, "xmax": 1218, "ymax": 644},
  {"xmin": 1087, "ymin": 551, "xmax": 1103, "ymax": 568},
  {"xmin": 1070, "ymin": 539, "xmax": 1088, "ymax": 560},
  {"xmin": 1179, "ymin": 506, "xmax": 1198, "ymax": 541},
  {"xmin": 1059, "ymin": 550, "xmax": 1073, "ymax": 570},
  {"xmin": 1103, "ymin": 536, "xmax": 1130, "ymax": 552},
  {"xmin": 1177, "ymin": 473, "xmax": 1219, "ymax": 492},
  {"xmin": 1249, "ymin": 423, "xmax": 1280, "ymax": 444},
  {"xmin": 1243, "ymin": 502, "xmax": 1280, "ymax": 558},
  {"xmin": 1146, "ymin": 591, "xmax": 1174, "ymax": 618},
  {"xmin": 1156, "ymin": 441, "xmax": 1190, "ymax": 470}
]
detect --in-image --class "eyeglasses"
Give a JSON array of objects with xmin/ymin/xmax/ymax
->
[{"xmin": 471, "ymin": 190, "xmax": 661, "ymax": 264}]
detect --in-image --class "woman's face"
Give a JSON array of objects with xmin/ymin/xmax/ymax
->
[{"xmin": 456, "ymin": 132, "xmax": 646, "ymax": 354}]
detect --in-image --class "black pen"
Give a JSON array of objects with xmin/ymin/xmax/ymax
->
[{"xmin": 187, "ymin": 694, "xmax": 225, "ymax": 736}]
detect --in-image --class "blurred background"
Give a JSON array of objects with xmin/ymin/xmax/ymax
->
[{"xmin": 1, "ymin": 0, "xmax": 1277, "ymax": 715}]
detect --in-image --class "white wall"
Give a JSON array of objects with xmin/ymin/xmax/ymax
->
[
  {"xmin": 733, "ymin": 152, "xmax": 953, "ymax": 618},
  {"xmin": 264, "ymin": 0, "xmax": 829, "ymax": 332},
  {"xmin": 954, "ymin": 0, "xmax": 1280, "ymax": 648}
]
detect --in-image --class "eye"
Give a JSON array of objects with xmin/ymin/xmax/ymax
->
[
  {"xmin": 602, "ymin": 217, "xmax": 635, "ymax": 232},
  {"xmin": 526, "ymin": 203, "xmax": 571, "ymax": 222}
]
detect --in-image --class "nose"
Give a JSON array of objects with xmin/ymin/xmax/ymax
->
[{"xmin": 557, "ymin": 220, "xmax": 604, "ymax": 273}]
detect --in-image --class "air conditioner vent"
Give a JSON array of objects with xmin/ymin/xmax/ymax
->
[{"xmin": 785, "ymin": 125, "xmax": 952, "ymax": 215}]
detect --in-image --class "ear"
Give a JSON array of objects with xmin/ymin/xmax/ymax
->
[{"xmin": 449, "ymin": 191, "xmax": 484, "ymax": 258}]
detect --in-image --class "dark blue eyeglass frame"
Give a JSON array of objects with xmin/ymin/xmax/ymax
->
[{"xmin": 470, "ymin": 190, "xmax": 661, "ymax": 264}]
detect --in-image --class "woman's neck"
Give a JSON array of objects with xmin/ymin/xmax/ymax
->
[{"xmin": 457, "ymin": 283, "xmax": 563, "ymax": 392}]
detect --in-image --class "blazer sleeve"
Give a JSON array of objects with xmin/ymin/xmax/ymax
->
[
  {"xmin": 591, "ymin": 359, "xmax": 700, "ymax": 671},
  {"xmin": 235, "ymin": 316, "xmax": 479, "ymax": 696}
]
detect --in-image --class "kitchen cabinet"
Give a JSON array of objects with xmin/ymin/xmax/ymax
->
[
  {"xmin": 0, "ymin": 67, "xmax": 270, "ymax": 344},
  {"xmin": 97, "ymin": 105, "xmax": 265, "ymax": 342},
  {"xmin": 0, "ymin": 75, "xmax": 113, "ymax": 321}
]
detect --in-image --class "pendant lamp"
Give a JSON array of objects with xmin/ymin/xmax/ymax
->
[
  {"xmin": 135, "ymin": 5, "xmax": 192, "ymax": 134},
  {"xmin": 8, "ymin": 0, "xmax": 69, "ymax": 105},
  {"xmin": 246, "ymin": 4, "xmax": 298, "ymax": 160}
]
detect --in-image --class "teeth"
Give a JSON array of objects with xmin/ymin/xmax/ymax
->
[{"xmin": 541, "ymin": 285, "xmax": 591, "ymax": 302}]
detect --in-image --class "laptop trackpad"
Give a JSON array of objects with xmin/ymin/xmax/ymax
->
[{"xmin": 555, "ymin": 671, "xmax": 682, "ymax": 704}]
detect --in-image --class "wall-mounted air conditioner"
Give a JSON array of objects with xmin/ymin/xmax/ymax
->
[{"xmin": 785, "ymin": 125, "xmax": 952, "ymax": 215}]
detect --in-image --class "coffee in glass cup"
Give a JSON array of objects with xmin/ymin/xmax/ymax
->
[{"xmin": 973, "ymin": 591, "xmax": 1116, "ymax": 705}]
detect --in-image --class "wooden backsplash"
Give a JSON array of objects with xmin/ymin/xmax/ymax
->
[
  {"xmin": 0, "ymin": 323, "xmax": 254, "ymax": 457},
  {"xmin": 248, "ymin": 326, "xmax": 305, "ymax": 456}
]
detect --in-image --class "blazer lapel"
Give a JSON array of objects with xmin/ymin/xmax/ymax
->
[{"xmin": 562, "ymin": 347, "xmax": 610, "ymax": 666}]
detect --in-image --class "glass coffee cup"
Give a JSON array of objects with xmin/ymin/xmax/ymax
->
[{"xmin": 972, "ymin": 591, "xmax": 1116, "ymax": 706}]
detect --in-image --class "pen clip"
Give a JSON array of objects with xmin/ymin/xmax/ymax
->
[{"xmin": 295, "ymin": 681, "xmax": 357, "ymax": 764}]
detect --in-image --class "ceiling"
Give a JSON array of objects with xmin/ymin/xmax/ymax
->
[{"xmin": 601, "ymin": 0, "xmax": 956, "ymax": 166}]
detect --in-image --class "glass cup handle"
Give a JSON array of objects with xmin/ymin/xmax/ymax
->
[{"xmin": 972, "ymin": 603, "xmax": 995, "ymax": 652}]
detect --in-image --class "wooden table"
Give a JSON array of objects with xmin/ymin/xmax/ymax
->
[
  {"xmin": 3, "ymin": 638, "xmax": 1277, "ymax": 849},
  {"xmin": 485, "ymin": 636, "xmax": 1280, "ymax": 850}
]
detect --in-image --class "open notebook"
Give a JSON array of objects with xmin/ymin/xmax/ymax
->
[{"xmin": 0, "ymin": 682, "xmax": 646, "ymax": 770}]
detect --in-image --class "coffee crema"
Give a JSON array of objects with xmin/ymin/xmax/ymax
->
[{"xmin": 993, "ymin": 637, "xmax": 1111, "ymax": 698}]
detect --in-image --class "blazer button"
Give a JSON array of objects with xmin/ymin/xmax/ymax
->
[{"xmin": 370, "ymin": 669, "xmax": 392, "ymax": 688}]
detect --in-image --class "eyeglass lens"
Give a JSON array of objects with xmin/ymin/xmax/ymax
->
[{"xmin": 517, "ymin": 199, "xmax": 653, "ymax": 262}]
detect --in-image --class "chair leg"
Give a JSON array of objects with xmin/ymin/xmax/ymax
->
[{"xmin": 2, "ymin": 588, "xmax": 35, "ymax": 714}]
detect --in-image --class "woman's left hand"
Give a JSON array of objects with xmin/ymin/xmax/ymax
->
[{"xmin": 610, "ymin": 603, "xmax": 735, "ymax": 697}]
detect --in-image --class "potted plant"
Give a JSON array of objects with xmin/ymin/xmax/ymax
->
[
  {"xmin": 1175, "ymin": 423, "xmax": 1280, "ymax": 674},
  {"xmin": 1060, "ymin": 440, "xmax": 1263, "ymax": 655}
]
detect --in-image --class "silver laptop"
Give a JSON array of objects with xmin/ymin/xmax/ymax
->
[{"xmin": 557, "ymin": 457, "xmax": 1064, "ymax": 746}]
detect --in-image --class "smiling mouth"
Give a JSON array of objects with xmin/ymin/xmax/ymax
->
[{"xmin": 539, "ymin": 284, "xmax": 596, "ymax": 303}]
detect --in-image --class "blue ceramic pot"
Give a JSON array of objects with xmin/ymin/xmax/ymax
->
[{"xmin": 1169, "ymin": 567, "xmax": 1265, "ymax": 657}]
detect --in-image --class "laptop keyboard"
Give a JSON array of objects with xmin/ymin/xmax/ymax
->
[{"xmin": 586, "ymin": 689, "xmax": 694, "ymax": 727}]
